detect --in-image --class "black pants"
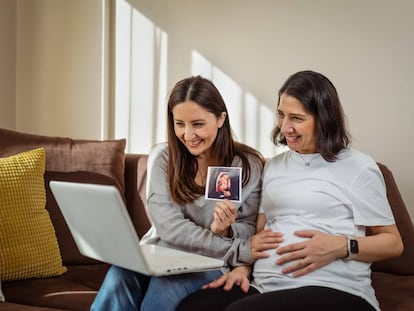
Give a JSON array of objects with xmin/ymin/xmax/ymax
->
[{"xmin": 177, "ymin": 286, "xmax": 375, "ymax": 311}]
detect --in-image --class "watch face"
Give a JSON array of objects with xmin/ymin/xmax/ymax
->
[{"xmin": 350, "ymin": 239, "xmax": 359, "ymax": 254}]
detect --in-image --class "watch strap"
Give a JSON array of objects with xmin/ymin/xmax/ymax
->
[{"xmin": 345, "ymin": 237, "xmax": 359, "ymax": 260}]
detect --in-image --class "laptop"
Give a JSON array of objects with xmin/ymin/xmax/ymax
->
[{"xmin": 49, "ymin": 181, "xmax": 224, "ymax": 276}]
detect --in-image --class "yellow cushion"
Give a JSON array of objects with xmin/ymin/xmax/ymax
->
[{"xmin": 0, "ymin": 148, "xmax": 67, "ymax": 281}]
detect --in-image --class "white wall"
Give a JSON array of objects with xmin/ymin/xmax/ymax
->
[
  {"xmin": 0, "ymin": 0, "xmax": 16, "ymax": 130},
  {"xmin": 15, "ymin": 0, "xmax": 108, "ymax": 139},
  {"xmin": 0, "ymin": 0, "xmax": 412, "ymax": 220},
  {"xmin": 127, "ymin": 0, "xmax": 414, "ymax": 220}
]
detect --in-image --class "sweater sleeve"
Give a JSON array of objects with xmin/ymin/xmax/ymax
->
[
  {"xmin": 144, "ymin": 144, "xmax": 262, "ymax": 267},
  {"xmin": 229, "ymin": 155, "xmax": 262, "ymax": 240}
]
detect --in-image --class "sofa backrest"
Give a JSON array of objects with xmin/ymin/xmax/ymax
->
[
  {"xmin": 371, "ymin": 163, "xmax": 414, "ymax": 275},
  {"xmin": 124, "ymin": 154, "xmax": 151, "ymax": 238},
  {"xmin": 0, "ymin": 128, "xmax": 127, "ymax": 266}
]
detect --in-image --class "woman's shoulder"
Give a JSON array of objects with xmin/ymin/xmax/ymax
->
[
  {"xmin": 333, "ymin": 148, "xmax": 383, "ymax": 182},
  {"xmin": 266, "ymin": 150, "xmax": 291, "ymax": 165},
  {"xmin": 338, "ymin": 147, "xmax": 376, "ymax": 167},
  {"xmin": 149, "ymin": 142, "xmax": 168, "ymax": 159},
  {"xmin": 148, "ymin": 142, "xmax": 168, "ymax": 171}
]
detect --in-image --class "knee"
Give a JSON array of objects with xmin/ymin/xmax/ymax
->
[
  {"xmin": 93, "ymin": 266, "xmax": 147, "ymax": 310},
  {"xmin": 106, "ymin": 266, "xmax": 132, "ymax": 281},
  {"xmin": 103, "ymin": 266, "xmax": 144, "ymax": 290}
]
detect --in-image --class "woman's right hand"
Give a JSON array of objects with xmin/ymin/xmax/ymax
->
[
  {"xmin": 203, "ymin": 266, "xmax": 252, "ymax": 293},
  {"xmin": 210, "ymin": 200, "xmax": 237, "ymax": 236},
  {"xmin": 251, "ymin": 228, "xmax": 283, "ymax": 260}
]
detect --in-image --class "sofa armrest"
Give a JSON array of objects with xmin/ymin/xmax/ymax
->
[
  {"xmin": 124, "ymin": 154, "xmax": 151, "ymax": 238},
  {"xmin": 370, "ymin": 163, "xmax": 414, "ymax": 275}
]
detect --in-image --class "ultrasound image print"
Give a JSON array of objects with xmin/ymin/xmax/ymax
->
[{"xmin": 205, "ymin": 166, "xmax": 241, "ymax": 202}]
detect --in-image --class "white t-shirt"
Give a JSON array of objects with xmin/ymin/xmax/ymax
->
[{"xmin": 252, "ymin": 148, "xmax": 395, "ymax": 311}]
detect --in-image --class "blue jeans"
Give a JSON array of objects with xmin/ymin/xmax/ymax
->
[{"xmin": 90, "ymin": 266, "xmax": 222, "ymax": 311}]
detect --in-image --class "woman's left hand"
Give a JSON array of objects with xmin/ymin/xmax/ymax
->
[
  {"xmin": 210, "ymin": 200, "xmax": 237, "ymax": 236},
  {"xmin": 203, "ymin": 266, "xmax": 251, "ymax": 293},
  {"xmin": 275, "ymin": 230, "xmax": 347, "ymax": 277}
]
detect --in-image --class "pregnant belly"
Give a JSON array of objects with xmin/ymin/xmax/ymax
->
[{"xmin": 253, "ymin": 215, "xmax": 329, "ymax": 276}]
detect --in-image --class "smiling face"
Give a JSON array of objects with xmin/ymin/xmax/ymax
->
[
  {"xmin": 277, "ymin": 93, "xmax": 317, "ymax": 154},
  {"xmin": 172, "ymin": 100, "xmax": 226, "ymax": 159}
]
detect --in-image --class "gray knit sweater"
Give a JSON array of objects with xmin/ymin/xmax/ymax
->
[{"xmin": 141, "ymin": 143, "xmax": 263, "ymax": 269}]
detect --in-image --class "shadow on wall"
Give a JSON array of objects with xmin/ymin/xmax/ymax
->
[{"xmin": 114, "ymin": 0, "xmax": 282, "ymax": 158}]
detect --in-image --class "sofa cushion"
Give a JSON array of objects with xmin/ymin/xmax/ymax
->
[
  {"xmin": 0, "ymin": 128, "xmax": 126, "ymax": 265},
  {"xmin": 0, "ymin": 148, "xmax": 67, "ymax": 281},
  {"xmin": 0, "ymin": 302, "xmax": 63, "ymax": 310},
  {"xmin": 370, "ymin": 163, "xmax": 414, "ymax": 275},
  {"xmin": 0, "ymin": 281, "xmax": 4, "ymax": 302},
  {"xmin": 2, "ymin": 264, "xmax": 109, "ymax": 311},
  {"xmin": 371, "ymin": 271, "xmax": 414, "ymax": 311},
  {"xmin": 0, "ymin": 128, "xmax": 126, "ymax": 194},
  {"xmin": 44, "ymin": 171, "xmax": 124, "ymax": 265}
]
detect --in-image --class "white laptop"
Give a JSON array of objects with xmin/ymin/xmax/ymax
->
[{"xmin": 49, "ymin": 181, "xmax": 224, "ymax": 276}]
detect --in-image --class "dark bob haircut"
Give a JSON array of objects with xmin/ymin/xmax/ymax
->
[{"xmin": 271, "ymin": 70, "xmax": 351, "ymax": 161}]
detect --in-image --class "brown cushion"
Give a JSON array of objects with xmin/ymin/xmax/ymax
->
[
  {"xmin": 2, "ymin": 264, "xmax": 109, "ymax": 311},
  {"xmin": 124, "ymin": 154, "xmax": 151, "ymax": 238},
  {"xmin": 0, "ymin": 302, "xmax": 64, "ymax": 310},
  {"xmin": 44, "ymin": 171, "xmax": 122, "ymax": 265},
  {"xmin": 0, "ymin": 128, "xmax": 126, "ymax": 265},
  {"xmin": 0, "ymin": 128, "xmax": 126, "ymax": 194},
  {"xmin": 370, "ymin": 163, "xmax": 414, "ymax": 275},
  {"xmin": 372, "ymin": 271, "xmax": 414, "ymax": 310}
]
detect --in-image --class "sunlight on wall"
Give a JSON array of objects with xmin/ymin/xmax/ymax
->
[
  {"xmin": 115, "ymin": 0, "xmax": 167, "ymax": 153},
  {"xmin": 191, "ymin": 51, "xmax": 280, "ymax": 157},
  {"xmin": 114, "ymin": 2, "xmax": 284, "ymax": 158}
]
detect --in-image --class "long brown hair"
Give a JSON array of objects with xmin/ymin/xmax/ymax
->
[{"xmin": 167, "ymin": 76, "xmax": 264, "ymax": 205}]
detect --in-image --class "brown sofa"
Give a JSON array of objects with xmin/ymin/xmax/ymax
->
[
  {"xmin": 0, "ymin": 128, "xmax": 151, "ymax": 311},
  {"xmin": 1, "ymin": 128, "xmax": 413, "ymax": 310}
]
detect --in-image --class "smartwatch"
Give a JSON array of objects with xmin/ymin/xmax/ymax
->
[{"xmin": 345, "ymin": 237, "xmax": 359, "ymax": 260}]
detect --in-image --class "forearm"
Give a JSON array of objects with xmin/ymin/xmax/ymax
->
[
  {"xmin": 273, "ymin": 226, "xmax": 403, "ymax": 278},
  {"xmin": 231, "ymin": 156, "xmax": 263, "ymax": 239},
  {"xmin": 231, "ymin": 193, "xmax": 261, "ymax": 238},
  {"xmin": 315, "ymin": 230, "xmax": 403, "ymax": 263},
  {"xmin": 343, "ymin": 227, "xmax": 403, "ymax": 262},
  {"xmin": 231, "ymin": 220, "xmax": 256, "ymax": 238},
  {"xmin": 149, "ymin": 196, "xmax": 255, "ymax": 265}
]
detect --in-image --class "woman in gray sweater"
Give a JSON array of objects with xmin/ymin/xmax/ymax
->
[{"xmin": 90, "ymin": 76, "xmax": 266, "ymax": 311}]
